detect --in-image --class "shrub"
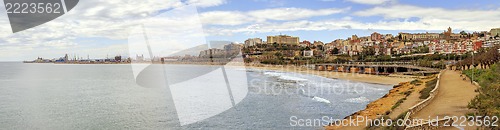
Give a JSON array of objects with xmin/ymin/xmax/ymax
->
[
  {"xmin": 419, "ymin": 78, "xmax": 438, "ymax": 99},
  {"xmin": 410, "ymin": 80, "xmax": 423, "ymax": 85},
  {"xmin": 466, "ymin": 63, "xmax": 500, "ymax": 129},
  {"xmin": 391, "ymin": 98, "xmax": 407, "ymax": 110}
]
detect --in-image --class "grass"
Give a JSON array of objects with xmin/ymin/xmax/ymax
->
[
  {"xmin": 391, "ymin": 98, "xmax": 407, "ymax": 110},
  {"xmin": 462, "ymin": 69, "xmax": 486, "ymax": 82},
  {"xmin": 410, "ymin": 79, "xmax": 423, "ymax": 86},
  {"xmin": 419, "ymin": 78, "xmax": 438, "ymax": 99},
  {"xmin": 466, "ymin": 63, "xmax": 500, "ymax": 129}
]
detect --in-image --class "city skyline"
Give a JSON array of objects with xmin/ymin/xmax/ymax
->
[{"xmin": 1, "ymin": 0, "xmax": 500, "ymax": 61}]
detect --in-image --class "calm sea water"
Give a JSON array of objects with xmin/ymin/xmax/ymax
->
[{"xmin": 0, "ymin": 62, "xmax": 390, "ymax": 129}]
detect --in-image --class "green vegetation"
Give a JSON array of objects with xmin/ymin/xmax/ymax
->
[
  {"xmin": 412, "ymin": 46, "xmax": 430, "ymax": 54},
  {"xmin": 462, "ymin": 69, "xmax": 486, "ymax": 82},
  {"xmin": 359, "ymin": 53, "xmax": 470, "ymax": 63},
  {"xmin": 457, "ymin": 46, "xmax": 500, "ymax": 70},
  {"xmin": 403, "ymin": 90, "xmax": 413, "ymax": 97},
  {"xmin": 465, "ymin": 63, "xmax": 500, "ymax": 129},
  {"xmin": 410, "ymin": 79, "xmax": 423, "ymax": 86},
  {"xmin": 419, "ymin": 78, "xmax": 438, "ymax": 99},
  {"xmin": 391, "ymin": 97, "xmax": 407, "ymax": 110}
]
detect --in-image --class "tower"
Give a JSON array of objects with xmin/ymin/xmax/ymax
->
[{"xmin": 64, "ymin": 54, "xmax": 68, "ymax": 62}]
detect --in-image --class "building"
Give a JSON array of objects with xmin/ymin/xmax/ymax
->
[
  {"xmin": 136, "ymin": 54, "xmax": 144, "ymax": 62},
  {"xmin": 473, "ymin": 41, "xmax": 483, "ymax": 51},
  {"xmin": 299, "ymin": 40, "xmax": 311, "ymax": 47},
  {"xmin": 267, "ymin": 35, "xmax": 299, "ymax": 45},
  {"xmin": 399, "ymin": 32, "xmax": 440, "ymax": 41},
  {"xmin": 491, "ymin": 28, "xmax": 500, "ymax": 37},
  {"xmin": 224, "ymin": 43, "xmax": 242, "ymax": 56},
  {"xmin": 199, "ymin": 48, "xmax": 225, "ymax": 58},
  {"xmin": 371, "ymin": 32, "xmax": 383, "ymax": 41},
  {"xmin": 244, "ymin": 38, "xmax": 262, "ymax": 47},
  {"xmin": 303, "ymin": 50, "xmax": 313, "ymax": 57}
]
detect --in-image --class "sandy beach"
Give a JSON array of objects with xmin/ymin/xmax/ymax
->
[
  {"xmin": 246, "ymin": 64, "xmax": 414, "ymax": 85},
  {"xmin": 245, "ymin": 64, "xmax": 420, "ymax": 130}
]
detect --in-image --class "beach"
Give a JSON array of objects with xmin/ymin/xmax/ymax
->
[
  {"xmin": 246, "ymin": 64, "xmax": 414, "ymax": 85},
  {"xmin": 246, "ymin": 64, "xmax": 418, "ymax": 129}
]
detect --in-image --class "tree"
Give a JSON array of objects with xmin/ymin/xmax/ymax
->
[
  {"xmin": 460, "ymin": 30, "xmax": 467, "ymax": 35},
  {"xmin": 274, "ymin": 52, "xmax": 283, "ymax": 57},
  {"xmin": 466, "ymin": 63, "xmax": 500, "ymax": 129},
  {"xmin": 332, "ymin": 48, "xmax": 339, "ymax": 54},
  {"xmin": 362, "ymin": 47, "xmax": 376, "ymax": 56}
]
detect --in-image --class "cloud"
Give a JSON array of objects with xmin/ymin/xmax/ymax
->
[
  {"xmin": 345, "ymin": 0, "xmax": 393, "ymax": 5},
  {"xmin": 201, "ymin": 4, "xmax": 499, "ymax": 36},
  {"xmin": 199, "ymin": 7, "xmax": 349, "ymax": 25},
  {"xmin": 354, "ymin": 5, "xmax": 500, "ymax": 21},
  {"xmin": 0, "ymin": 0, "xmax": 225, "ymax": 60},
  {"xmin": 252, "ymin": 0, "xmax": 286, "ymax": 7},
  {"xmin": 353, "ymin": 4, "xmax": 500, "ymax": 31},
  {"xmin": 187, "ymin": 0, "xmax": 226, "ymax": 7},
  {"xmin": 202, "ymin": 16, "xmax": 500, "ymax": 37},
  {"xmin": 200, "ymin": 11, "xmax": 252, "ymax": 25},
  {"xmin": 248, "ymin": 7, "xmax": 349, "ymax": 21}
]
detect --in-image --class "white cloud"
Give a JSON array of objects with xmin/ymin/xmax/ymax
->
[
  {"xmin": 354, "ymin": 5, "xmax": 500, "ymax": 21},
  {"xmin": 202, "ymin": 16, "xmax": 500, "ymax": 37},
  {"xmin": 201, "ymin": 5, "xmax": 499, "ymax": 36},
  {"xmin": 199, "ymin": 7, "xmax": 349, "ymax": 25},
  {"xmin": 252, "ymin": 0, "xmax": 286, "ymax": 7},
  {"xmin": 345, "ymin": 0, "xmax": 392, "ymax": 5},
  {"xmin": 353, "ymin": 5, "xmax": 500, "ymax": 31},
  {"xmin": 187, "ymin": 0, "xmax": 226, "ymax": 7},
  {"xmin": 0, "ymin": 0, "xmax": 225, "ymax": 60},
  {"xmin": 248, "ymin": 8, "xmax": 349, "ymax": 21},
  {"xmin": 200, "ymin": 11, "xmax": 252, "ymax": 25}
]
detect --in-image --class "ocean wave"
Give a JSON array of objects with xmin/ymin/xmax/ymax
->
[
  {"xmin": 264, "ymin": 72, "xmax": 308, "ymax": 82},
  {"xmin": 344, "ymin": 97, "xmax": 370, "ymax": 103},
  {"xmin": 312, "ymin": 96, "xmax": 331, "ymax": 104},
  {"xmin": 263, "ymin": 71, "xmax": 282, "ymax": 77}
]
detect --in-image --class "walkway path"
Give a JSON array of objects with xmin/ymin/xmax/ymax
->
[{"xmin": 411, "ymin": 70, "xmax": 478, "ymax": 129}]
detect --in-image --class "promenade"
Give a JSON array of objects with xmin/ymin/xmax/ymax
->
[{"xmin": 410, "ymin": 70, "xmax": 478, "ymax": 129}]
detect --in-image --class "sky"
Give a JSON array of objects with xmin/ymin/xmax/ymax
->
[{"xmin": 0, "ymin": 0, "xmax": 500, "ymax": 61}]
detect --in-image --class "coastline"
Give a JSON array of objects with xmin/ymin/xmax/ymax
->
[
  {"xmin": 244, "ymin": 64, "xmax": 418, "ymax": 130},
  {"xmin": 245, "ymin": 64, "xmax": 414, "ymax": 85},
  {"xmin": 20, "ymin": 62, "xmax": 421, "ymax": 129}
]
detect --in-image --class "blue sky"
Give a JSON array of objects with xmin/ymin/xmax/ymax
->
[
  {"xmin": 0, "ymin": 0, "xmax": 499, "ymax": 61},
  {"xmin": 197, "ymin": 0, "xmax": 500, "ymax": 42}
]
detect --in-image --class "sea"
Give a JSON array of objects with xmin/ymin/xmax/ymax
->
[{"xmin": 0, "ymin": 62, "xmax": 391, "ymax": 129}]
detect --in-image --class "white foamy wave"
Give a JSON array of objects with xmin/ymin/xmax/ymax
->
[
  {"xmin": 263, "ymin": 72, "xmax": 282, "ymax": 77},
  {"xmin": 312, "ymin": 96, "xmax": 331, "ymax": 104},
  {"xmin": 279, "ymin": 75, "xmax": 307, "ymax": 82},
  {"xmin": 344, "ymin": 97, "xmax": 370, "ymax": 103},
  {"xmin": 264, "ymin": 72, "xmax": 308, "ymax": 82}
]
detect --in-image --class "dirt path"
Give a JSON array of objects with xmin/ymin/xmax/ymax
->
[
  {"xmin": 388, "ymin": 82, "xmax": 425, "ymax": 119},
  {"xmin": 411, "ymin": 70, "xmax": 478, "ymax": 129}
]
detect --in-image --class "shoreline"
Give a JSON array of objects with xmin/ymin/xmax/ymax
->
[
  {"xmin": 246, "ymin": 64, "xmax": 414, "ymax": 85},
  {"xmin": 18, "ymin": 62, "xmax": 419, "ymax": 129},
  {"xmin": 244, "ymin": 64, "xmax": 418, "ymax": 130}
]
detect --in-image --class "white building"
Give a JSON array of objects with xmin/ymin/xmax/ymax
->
[
  {"xmin": 244, "ymin": 38, "xmax": 263, "ymax": 47},
  {"xmin": 303, "ymin": 50, "xmax": 313, "ymax": 57}
]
